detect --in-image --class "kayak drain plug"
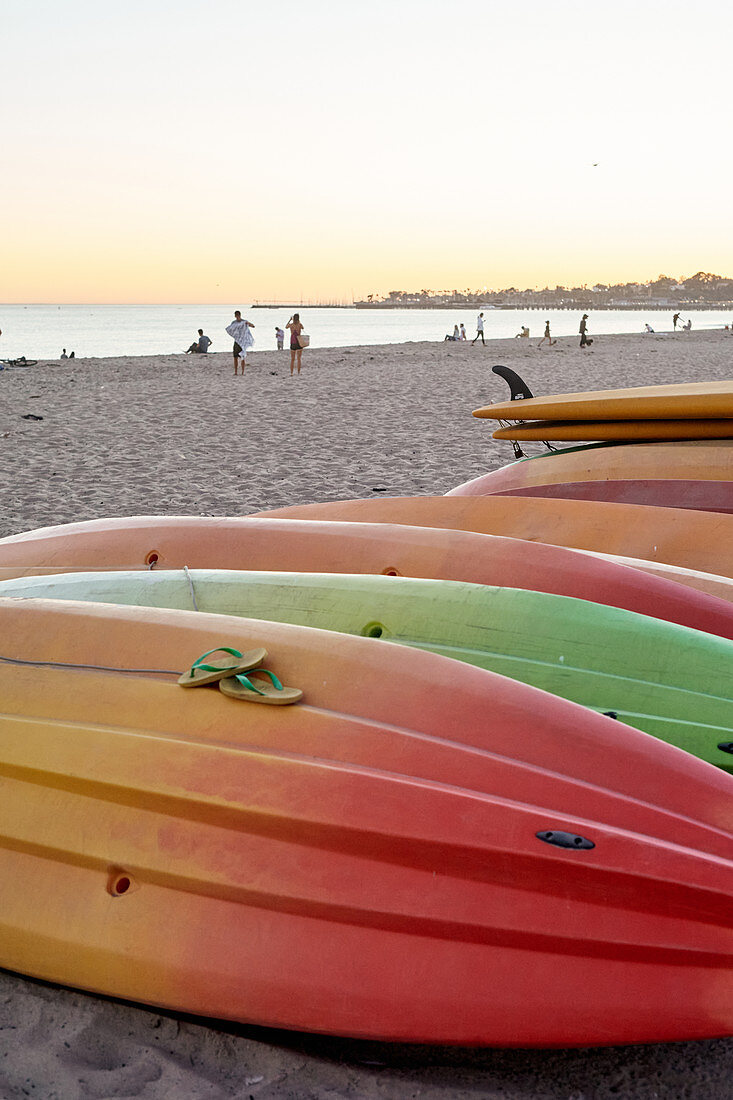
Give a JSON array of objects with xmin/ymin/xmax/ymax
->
[
  {"xmin": 536, "ymin": 830, "xmax": 595, "ymax": 850},
  {"xmin": 108, "ymin": 870, "xmax": 137, "ymax": 897}
]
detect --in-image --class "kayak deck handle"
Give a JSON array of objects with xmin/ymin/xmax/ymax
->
[{"xmin": 536, "ymin": 830, "xmax": 595, "ymax": 851}]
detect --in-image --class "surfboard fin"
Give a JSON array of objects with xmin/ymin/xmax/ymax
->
[{"xmin": 492, "ymin": 365, "xmax": 535, "ymax": 401}]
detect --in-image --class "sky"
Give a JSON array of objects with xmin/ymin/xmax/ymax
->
[{"xmin": 3, "ymin": 0, "xmax": 733, "ymax": 303}]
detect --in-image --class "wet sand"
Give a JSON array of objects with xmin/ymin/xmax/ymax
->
[{"xmin": 1, "ymin": 330, "xmax": 732, "ymax": 1098}]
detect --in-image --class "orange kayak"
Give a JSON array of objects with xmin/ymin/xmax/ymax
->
[
  {"xmin": 2, "ymin": 597, "xmax": 733, "ymax": 1046},
  {"xmin": 483, "ymin": 481, "xmax": 733, "ymax": 513},
  {"xmin": 449, "ymin": 440, "xmax": 733, "ymax": 496},
  {"xmin": 1, "ymin": 515, "xmax": 733, "ymax": 638},
  {"xmin": 255, "ymin": 497, "xmax": 733, "ymax": 578}
]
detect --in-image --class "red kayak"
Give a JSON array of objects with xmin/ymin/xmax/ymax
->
[{"xmin": 2, "ymin": 596, "xmax": 733, "ymax": 1046}]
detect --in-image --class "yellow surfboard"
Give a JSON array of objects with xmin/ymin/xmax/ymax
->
[
  {"xmin": 492, "ymin": 419, "xmax": 733, "ymax": 442},
  {"xmin": 475, "ymin": 381, "xmax": 733, "ymax": 422}
]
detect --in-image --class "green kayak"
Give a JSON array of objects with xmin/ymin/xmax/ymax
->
[{"xmin": 2, "ymin": 569, "xmax": 732, "ymax": 772}]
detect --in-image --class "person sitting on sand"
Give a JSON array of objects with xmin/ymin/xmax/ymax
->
[
  {"xmin": 515, "ymin": 326, "xmax": 530, "ymax": 339},
  {"xmin": 186, "ymin": 329, "xmax": 212, "ymax": 354},
  {"xmin": 444, "ymin": 325, "xmax": 460, "ymax": 342},
  {"xmin": 683, "ymin": 318, "xmax": 692, "ymax": 332},
  {"xmin": 459, "ymin": 323, "xmax": 467, "ymax": 340},
  {"xmin": 644, "ymin": 323, "xmax": 655, "ymax": 333}
]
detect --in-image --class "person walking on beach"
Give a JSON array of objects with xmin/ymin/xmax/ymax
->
[
  {"xmin": 537, "ymin": 321, "xmax": 555, "ymax": 348},
  {"xmin": 225, "ymin": 310, "xmax": 255, "ymax": 374},
  {"xmin": 471, "ymin": 312, "xmax": 485, "ymax": 346},
  {"xmin": 287, "ymin": 313, "xmax": 305, "ymax": 375},
  {"xmin": 579, "ymin": 313, "xmax": 593, "ymax": 348}
]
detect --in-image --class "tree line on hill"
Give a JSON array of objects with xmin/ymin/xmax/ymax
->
[{"xmin": 354, "ymin": 272, "xmax": 733, "ymax": 309}]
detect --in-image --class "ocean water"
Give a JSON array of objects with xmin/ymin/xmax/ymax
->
[{"xmin": 1, "ymin": 304, "xmax": 731, "ymax": 360}]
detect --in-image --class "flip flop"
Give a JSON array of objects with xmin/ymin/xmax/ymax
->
[
  {"xmin": 219, "ymin": 668, "xmax": 303, "ymax": 706},
  {"xmin": 178, "ymin": 646, "xmax": 267, "ymax": 687}
]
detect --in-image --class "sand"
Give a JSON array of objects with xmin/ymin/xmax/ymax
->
[{"xmin": 1, "ymin": 330, "xmax": 733, "ymax": 1098}]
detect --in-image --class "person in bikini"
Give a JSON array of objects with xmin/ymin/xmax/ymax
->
[{"xmin": 286, "ymin": 313, "xmax": 305, "ymax": 375}]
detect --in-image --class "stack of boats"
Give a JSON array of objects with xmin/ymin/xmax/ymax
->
[{"xmin": 1, "ymin": 373, "xmax": 733, "ymax": 1047}]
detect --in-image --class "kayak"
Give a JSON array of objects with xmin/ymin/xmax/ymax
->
[
  {"xmin": 5, "ymin": 569, "xmax": 733, "ymax": 771},
  {"xmin": 2, "ymin": 596, "xmax": 733, "ymax": 1045},
  {"xmin": 448, "ymin": 440, "xmax": 733, "ymax": 497},
  {"xmin": 2, "ymin": 515, "xmax": 733, "ymax": 639},
  {"xmin": 254, "ymin": 496, "xmax": 733, "ymax": 578},
  {"xmin": 480, "ymin": 480, "xmax": 733, "ymax": 513}
]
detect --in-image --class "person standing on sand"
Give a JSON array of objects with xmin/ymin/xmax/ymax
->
[
  {"xmin": 287, "ymin": 313, "xmax": 305, "ymax": 375},
  {"xmin": 673, "ymin": 312, "xmax": 683, "ymax": 331},
  {"xmin": 225, "ymin": 310, "xmax": 255, "ymax": 375},
  {"xmin": 471, "ymin": 312, "xmax": 485, "ymax": 346},
  {"xmin": 276, "ymin": 326, "xmax": 285, "ymax": 350},
  {"xmin": 579, "ymin": 313, "xmax": 593, "ymax": 348},
  {"xmin": 537, "ymin": 321, "xmax": 555, "ymax": 348}
]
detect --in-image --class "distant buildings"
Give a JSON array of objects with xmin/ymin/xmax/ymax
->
[{"xmin": 354, "ymin": 272, "xmax": 733, "ymax": 310}]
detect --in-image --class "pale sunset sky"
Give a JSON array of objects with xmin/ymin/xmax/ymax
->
[{"xmin": 3, "ymin": 0, "xmax": 732, "ymax": 303}]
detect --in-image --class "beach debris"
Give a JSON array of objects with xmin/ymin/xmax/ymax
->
[{"xmin": 21, "ymin": 414, "xmax": 43, "ymax": 421}]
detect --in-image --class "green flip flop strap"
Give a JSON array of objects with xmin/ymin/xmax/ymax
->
[
  {"xmin": 189, "ymin": 646, "xmax": 244, "ymax": 677},
  {"xmin": 232, "ymin": 668, "xmax": 284, "ymax": 694}
]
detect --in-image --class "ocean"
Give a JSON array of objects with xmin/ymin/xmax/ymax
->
[{"xmin": 1, "ymin": 304, "xmax": 731, "ymax": 360}]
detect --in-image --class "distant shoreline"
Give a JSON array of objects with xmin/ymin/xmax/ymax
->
[
  {"xmin": 351, "ymin": 303, "xmax": 733, "ymax": 312},
  {"xmin": 250, "ymin": 302, "xmax": 733, "ymax": 312}
]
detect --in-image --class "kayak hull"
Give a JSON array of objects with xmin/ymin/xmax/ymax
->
[
  {"xmin": 448, "ymin": 440, "xmax": 733, "ymax": 497},
  {"xmin": 2, "ymin": 515, "xmax": 733, "ymax": 638},
  {"xmin": 253, "ymin": 497, "xmax": 733, "ymax": 578},
  {"xmin": 4, "ymin": 569, "xmax": 733, "ymax": 770},
  {"xmin": 2, "ymin": 598, "xmax": 733, "ymax": 1046},
  {"xmin": 484, "ymin": 480, "xmax": 733, "ymax": 513}
]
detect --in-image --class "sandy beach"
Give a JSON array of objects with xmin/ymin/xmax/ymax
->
[{"xmin": 1, "ymin": 330, "xmax": 733, "ymax": 1098}]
